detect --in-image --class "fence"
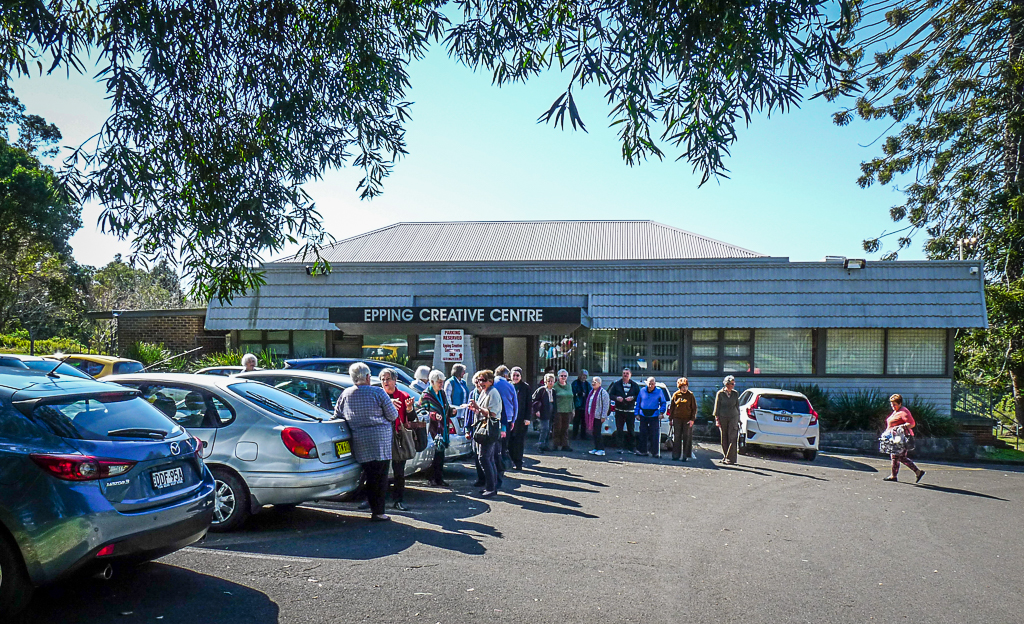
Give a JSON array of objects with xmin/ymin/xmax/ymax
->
[{"xmin": 952, "ymin": 383, "xmax": 1020, "ymax": 449}]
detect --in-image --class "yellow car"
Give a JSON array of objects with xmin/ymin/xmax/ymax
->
[{"xmin": 47, "ymin": 354, "xmax": 145, "ymax": 378}]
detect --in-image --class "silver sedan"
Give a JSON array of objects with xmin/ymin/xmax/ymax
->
[{"xmin": 105, "ymin": 373, "xmax": 362, "ymax": 531}]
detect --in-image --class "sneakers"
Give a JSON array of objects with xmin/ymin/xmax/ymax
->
[
  {"xmin": 392, "ymin": 501, "xmax": 409, "ymax": 511},
  {"xmin": 634, "ymin": 451, "xmax": 648, "ymax": 457},
  {"xmin": 587, "ymin": 449, "xmax": 598, "ymax": 455},
  {"xmin": 883, "ymin": 475, "xmax": 897, "ymax": 482},
  {"xmin": 595, "ymin": 450, "xmax": 606, "ymax": 456},
  {"xmin": 915, "ymin": 470, "xmax": 926, "ymax": 483}
]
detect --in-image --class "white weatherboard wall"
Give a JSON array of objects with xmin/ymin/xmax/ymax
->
[{"xmin": 650, "ymin": 376, "xmax": 953, "ymax": 417}]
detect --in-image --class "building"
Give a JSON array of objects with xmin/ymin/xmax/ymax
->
[
  {"xmin": 204, "ymin": 221, "xmax": 988, "ymax": 414},
  {"xmin": 87, "ymin": 308, "xmax": 228, "ymax": 356}
]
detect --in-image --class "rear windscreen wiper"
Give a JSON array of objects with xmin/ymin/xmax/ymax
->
[
  {"xmin": 244, "ymin": 392, "xmax": 321, "ymax": 422},
  {"xmin": 107, "ymin": 428, "xmax": 169, "ymax": 439}
]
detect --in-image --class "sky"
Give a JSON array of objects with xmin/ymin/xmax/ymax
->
[{"xmin": 10, "ymin": 42, "xmax": 925, "ymax": 272}]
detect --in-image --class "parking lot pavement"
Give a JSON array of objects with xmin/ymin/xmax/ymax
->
[{"xmin": 27, "ymin": 443, "xmax": 1024, "ymax": 624}]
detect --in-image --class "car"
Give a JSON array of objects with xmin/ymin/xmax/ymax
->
[
  {"xmin": 737, "ymin": 388, "xmax": 820, "ymax": 460},
  {"xmin": 0, "ymin": 353, "xmax": 94, "ymax": 379},
  {"xmin": 47, "ymin": 354, "xmax": 144, "ymax": 378},
  {"xmin": 236, "ymin": 369, "xmax": 473, "ymax": 470},
  {"xmin": 601, "ymin": 382, "xmax": 673, "ymax": 444},
  {"xmin": 284, "ymin": 358, "xmax": 417, "ymax": 385},
  {"xmin": 0, "ymin": 368, "xmax": 215, "ymax": 619},
  {"xmin": 194, "ymin": 365, "xmax": 262, "ymax": 376},
  {"xmin": 104, "ymin": 373, "xmax": 363, "ymax": 531}
]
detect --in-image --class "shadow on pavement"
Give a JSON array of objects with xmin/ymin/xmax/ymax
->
[
  {"xmin": 512, "ymin": 476, "xmax": 601, "ymax": 494},
  {"xmin": 195, "ymin": 489, "xmax": 492, "ymax": 560},
  {"xmin": 27, "ymin": 562, "xmax": 279, "ymax": 624},
  {"xmin": 912, "ymin": 483, "xmax": 1010, "ymax": 501},
  {"xmin": 521, "ymin": 464, "xmax": 608, "ymax": 488},
  {"xmin": 749, "ymin": 465, "xmax": 830, "ymax": 481}
]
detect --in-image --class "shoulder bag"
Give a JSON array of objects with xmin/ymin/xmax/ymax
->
[
  {"xmin": 392, "ymin": 423, "xmax": 416, "ymax": 462},
  {"xmin": 473, "ymin": 416, "xmax": 501, "ymax": 444}
]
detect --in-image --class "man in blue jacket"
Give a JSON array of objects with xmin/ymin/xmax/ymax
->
[
  {"xmin": 493, "ymin": 365, "xmax": 519, "ymax": 482},
  {"xmin": 634, "ymin": 376, "xmax": 667, "ymax": 457}
]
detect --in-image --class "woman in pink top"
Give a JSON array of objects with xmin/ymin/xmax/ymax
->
[{"xmin": 883, "ymin": 394, "xmax": 925, "ymax": 483}]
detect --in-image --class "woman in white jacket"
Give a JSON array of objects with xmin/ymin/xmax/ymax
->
[{"xmin": 585, "ymin": 376, "xmax": 611, "ymax": 456}]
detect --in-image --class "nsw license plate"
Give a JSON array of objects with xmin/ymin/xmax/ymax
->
[
  {"xmin": 335, "ymin": 440, "xmax": 352, "ymax": 456},
  {"xmin": 151, "ymin": 467, "xmax": 184, "ymax": 489},
  {"xmin": 774, "ymin": 415, "xmax": 793, "ymax": 422}
]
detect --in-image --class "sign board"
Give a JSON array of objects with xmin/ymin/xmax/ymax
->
[
  {"xmin": 329, "ymin": 307, "xmax": 582, "ymax": 324},
  {"xmin": 440, "ymin": 329, "xmax": 464, "ymax": 362}
]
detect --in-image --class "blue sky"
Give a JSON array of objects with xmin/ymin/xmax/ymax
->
[{"xmin": 11, "ymin": 43, "xmax": 923, "ymax": 270}]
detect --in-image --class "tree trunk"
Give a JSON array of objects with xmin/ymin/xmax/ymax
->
[{"xmin": 1005, "ymin": 1, "xmax": 1024, "ymax": 429}]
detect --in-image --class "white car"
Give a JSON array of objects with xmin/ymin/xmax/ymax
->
[{"xmin": 738, "ymin": 388, "xmax": 820, "ymax": 460}]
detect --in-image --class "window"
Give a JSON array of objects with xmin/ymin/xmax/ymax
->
[
  {"xmin": 754, "ymin": 329, "xmax": 813, "ymax": 375},
  {"xmin": 261, "ymin": 377, "xmax": 330, "ymax": 410},
  {"xmin": 539, "ymin": 334, "xmax": 576, "ymax": 374},
  {"xmin": 239, "ymin": 330, "xmax": 292, "ymax": 357},
  {"xmin": 361, "ymin": 334, "xmax": 409, "ymax": 366},
  {"xmin": 228, "ymin": 383, "xmax": 331, "ymax": 421},
  {"xmin": 690, "ymin": 330, "xmax": 752, "ymax": 374},
  {"xmin": 619, "ymin": 330, "xmax": 648, "ymax": 371},
  {"xmin": 582, "ymin": 329, "xmax": 617, "ymax": 375},
  {"xmin": 113, "ymin": 361, "xmax": 144, "ymax": 375},
  {"xmin": 826, "ymin": 329, "xmax": 884, "ymax": 374},
  {"xmin": 29, "ymin": 394, "xmax": 184, "ymax": 440},
  {"xmin": 416, "ymin": 335, "xmax": 435, "ymax": 359},
  {"xmin": 132, "ymin": 384, "xmax": 235, "ymax": 428},
  {"xmin": 887, "ymin": 329, "xmax": 946, "ymax": 375},
  {"xmin": 650, "ymin": 330, "xmax": 680, "ymax": 372},
  {"xmin": 69, "ymin": 359, "xmax": 105, "ymax": 377}
]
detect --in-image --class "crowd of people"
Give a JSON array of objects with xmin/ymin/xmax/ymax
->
[{"xmin": 332, "ymin": 362, "xmax": 924, "ymax": 521}]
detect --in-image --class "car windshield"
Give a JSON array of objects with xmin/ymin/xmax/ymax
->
[
  {"xmin": 113, "ymin": 361, "xmax": 144, "ymax": 375},
  {"xmin": 756, "ymin": 395, "xmax": 812, "ymax": 414},
  {"xmin": 227, "ymin": 383, "xmax": 328, "ymax": 422},
  {"xmin": 29, "ymin": 394, "xmax": 183, "ymax": 441},
  {"xmin": 21, "ymin": 360, "xmax": 93, "ymax": 379}
]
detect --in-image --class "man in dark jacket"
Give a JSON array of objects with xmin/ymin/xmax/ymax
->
[
  {"xmin": 668, "ymin": 377, "xmax": 698, "ymax": 461},
  {"xmin": 570, "ymin": 369, "xmax": 590, "ymax": 440},
  {"xmin": 606, "ymin": 368, "xmax": 640, "ymax": 453},
  {"xmin": 509, "ymin": 367, "xmax": 532, "ymax": 470}
]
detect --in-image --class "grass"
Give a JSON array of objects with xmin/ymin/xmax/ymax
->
[{"xmin": 977, "ymin": 433, "xmax": 1024, "ymax": 462}]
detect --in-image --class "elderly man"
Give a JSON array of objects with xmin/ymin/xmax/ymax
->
[
  {"xmin": 607, "ymin": 368, "xmax": 640, "ymax": 453},
  {"xmin": 334, "ymin": 362, "xmax": 399, "ymax": 522},
  {"xmin": 571, "ymin": 369, "xmax": 590, "ymax": 440},
  {"xmin": 241, "ymin": 353, "xmax": 258, "ymax": 372},
  {"xmin": 493, "ymin": 365, "xmax": 519, "ymax": 475},
  {"xmin": 714, "ymin": 375, "xmax": 742, "ymax": 465},
  {"xmin": 634, "ymin": 376, "xmax": 667, "ymax": 457}
]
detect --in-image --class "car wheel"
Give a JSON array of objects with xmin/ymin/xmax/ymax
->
[
  {"xmin": 803, "ymin": 450, "xmax": 818, "ymax": 461},
  {"xmin": 0, "ymin": 532, "xmax": 32, "ymax": 621},
  {"xmin": 210, "ymin": 469, "xmax": 251, "ymax": 532}
]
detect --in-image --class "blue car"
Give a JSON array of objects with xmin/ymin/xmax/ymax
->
[
  {"xmin": 0, "ymin": 367, "xmax": 215, "ymax": 618},
  {"xmin": 284, "ymin": 358, "xmax": 417, "ymax": 384}
]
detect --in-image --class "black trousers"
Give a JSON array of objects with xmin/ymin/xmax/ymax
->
[
  {"xmin": 362, "ymin": 460, "xmax": 389, "ymax": 516},
  {"xmin": 509, "ymin": 425, "xmax": 527, "ymax": 468},
  {"xmin": 592, "ymin": 418, "xmax": 605, "ymax": 450},
  {"xmin": 430, "ymin": 448, "xmax": 445, "ymax": 484},
  {"xmin": 572, "ymin": 407, "xmax": 585, "ymax": 439},
  {"xmin": 391, "ymin": 459, "xmax": 406, "ymax": 502},
  {"xmin": 614, "ymin": 410, "xmax": 635, "ymax": 451}
]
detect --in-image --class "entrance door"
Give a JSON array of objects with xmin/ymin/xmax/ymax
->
[{"xmin": 478, "ymin": 337, "xmax": 504, "ymax": 372}]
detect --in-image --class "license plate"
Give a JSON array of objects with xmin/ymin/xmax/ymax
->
[
  {"xmin": 774, "ymin": 415, "xmax": 793, "ymax": 422},
  {"xmin": 151, "ymin": 467, "xmax": 184, "ymax": 489},
  {"xmin": 335, "ymin": 440, "xmax": 351, "ymax": 456}
]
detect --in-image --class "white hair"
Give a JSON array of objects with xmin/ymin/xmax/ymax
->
[
  {"xmin": 241, "ymin": 353, "xmax": 257, "ymax": 368},
  {"xmin": 557, "ymin": 369, "xmax": 568, "ymax": 377},
  {"xmin": 349, "ymin": 362, "xmax": 372, "ymax": 384},
  {"xmin": 647, "ymin": 376, "xmax": 656, "ymax": 384},
  {"xmin": 592, "ymin": 376, "xmax": 602, "ymax": 386},
  {"xmin": 544, "ymin": 373, "xmax": 555, "ymax": 382},
  {"xmin": 415, "ymin": 365, "xmax": 431, "ymax": 381},
  {"xmin": 723, "ymin": 375, "xmax": 736, "ymax": 385},
  {"xmin": 379, "ymin": 367, "xmax": 398, "ymax": 382},
  {"xmin": 428, "ymin": 369, "xmax": 445, "ymax": 385}
]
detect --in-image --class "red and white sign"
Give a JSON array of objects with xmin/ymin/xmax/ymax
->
[{"xmin": 441, "ymin": 329, "xmax": 464, "ymax": 362}]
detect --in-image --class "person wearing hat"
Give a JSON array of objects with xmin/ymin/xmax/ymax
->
[
  {"xmin": 668, "ymin": 377, "xmax": 697, "ymax": 461},
  {"xmin": 571, "ymin": 369, "xmax": 590, "ymax": 440}
]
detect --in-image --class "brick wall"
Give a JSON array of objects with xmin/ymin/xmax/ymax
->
[{"xmin": 117, "ymin": 314, "xmax": 226, "ymax": 356}]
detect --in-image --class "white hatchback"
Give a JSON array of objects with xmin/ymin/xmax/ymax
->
[{"xmin": 738, "ymin": 388, "xmax": 820, "ymax": 460}]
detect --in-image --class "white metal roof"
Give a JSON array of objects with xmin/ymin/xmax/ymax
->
[{"xmin": 277, "ymin": 220, "xmax": 765, "ymax": 263}]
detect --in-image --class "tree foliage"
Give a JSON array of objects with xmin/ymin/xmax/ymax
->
[
  {"xmin": 91, "ymin": 255, "xmax": 195, "ymax": 311},
  {"xmin": 834, "ymin": 0, "xmax": 1024, "ymax": 423},
  {"xmin": 3, "ymin": 0, "xmax": 854, "ymax": 302}
]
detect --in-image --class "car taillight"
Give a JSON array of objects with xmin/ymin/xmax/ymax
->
[
  {"xmin": 808, "ymin": 405, "xmax": 818, "ymax": 426},
  {"xmin": 448, "ymin": 424, "xmax": 457, "ymax": 434},
  {"xmin": 281, "ymin": 427, "xmax": 319, "ymax": 459},
  {"xmin": 746, "ymin": 396, "xmax": 759, "ymax": 420},
  {"xmin": 96, "ymin": 544, "xmax": 116, "ymax": 557},
  {"xmin": 30, "ymin": 454, "xmax": 137, "ymax": 481},
  {"xmin": 191, "ymin": 436, "xmax": 205, "ymax": 455}
]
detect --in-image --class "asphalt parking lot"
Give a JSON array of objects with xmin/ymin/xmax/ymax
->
[{"xmin": 27, "ymin": 442, "xmax": 1024, "ymax": 624}]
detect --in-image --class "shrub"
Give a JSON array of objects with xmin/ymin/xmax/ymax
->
[
  {"xmin": 697, "ymin": 389, "xmax": 717, "ymax": 420},
  {"xmin": 193, "ymin": 348, "xmax": 283, "ymax": 371},
  {"xmin": 780, "ymin": 383, "xmax": 831, "ymax": 419},
  {"xmin": 826, "ymin": 389, "xmax": 891, "ymax": 432},
  {"xmin": 0, "ymin": 333, "xmax": 90, "ymax": 355},
  {"xmin": 124, "ymin": 342, "xmax": 193, "ymax": 372},
  {"xmin": 904, "ymin": 398, "xmax": 959, "ymax": 437}
]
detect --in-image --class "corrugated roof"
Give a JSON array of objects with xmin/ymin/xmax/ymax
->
[
  {"xmin": 206, "ymin": 259, "xmax": 988, "ymax": 331},
  {"xmin": 277, "ymin": 221, "xmax": 764, "ymax": 263}
]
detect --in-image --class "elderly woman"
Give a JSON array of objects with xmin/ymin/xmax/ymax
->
[
  {"xmin": 668, "ymin": 377, "xmax": 697, "ymax": 462},
  {"xmin": 634, "ymin": 376, "xmax": 667, "ymax": 457},
  {"xmin": 410, "ymin": 365, "xmax": 431, "ymax": 394},
  {"xmin": 531, "ymin": 372, "xmax": 557, "ymax": 453},
  {"xmin": 551, "ymin": 369, "xmax": 576, "ymax": 452},
  {"xmin": 240, "ymin": 352, "xmax": 258, "ymax": 372},
  {"xmin": 713, "ymin": 375, "xmax": 741, "ymax": 465},
  {"xmin": 334, "ymin": 362, "xmax": 399, "ymax": 522},
  {"xmin": 418, "ymin": 369, "xmax": 457, "ymax": 487},
  {"xmin": 380, "ymin": 368, "xmax": 414, "ymax": 510},
  {"xmin": 883, "ymin": 394, "xmax": 925, "ymax": 483},
  {"xmin": 469, "ymin": 370, "xmax": 503, "ymax": 497},
  {"xmin": 585, "ymin": 376, "xmax": 610, "ymax": 457}
]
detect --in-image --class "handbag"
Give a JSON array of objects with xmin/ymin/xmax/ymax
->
[
  {"xmin": 392, "ymin": 424, "xmax": 416, "ymax": 462},
  {"xmin": 413, "ymin": 426, "xmax": 429, "ymax": 452},
  {"xmin": 473, "ymin": 417, "xmax": 500, "ymax": 444}
]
